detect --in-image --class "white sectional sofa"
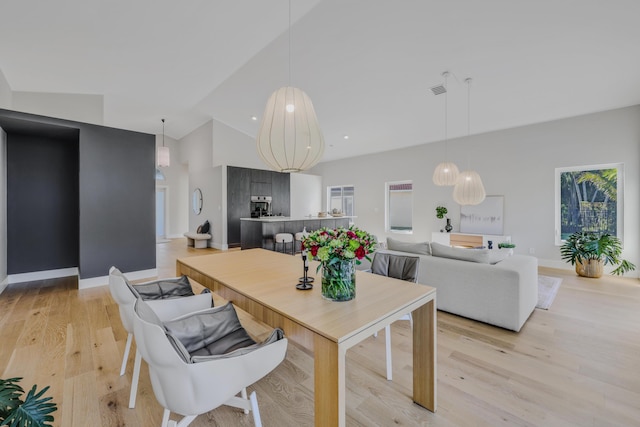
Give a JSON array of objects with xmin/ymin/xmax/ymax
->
[{"xmin": 378, "ymin": 238, "xmax": 538, "ymax": 332}]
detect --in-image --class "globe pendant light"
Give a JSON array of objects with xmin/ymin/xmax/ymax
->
[
  {"xmin": 433, "ymin": 71, "xmax": 459, "ymax": 186},
  {"xmin": 157, "ymin": 118, "xmax": 170, "ymax": 167},
  {"xmin": 453, "ymin": 170, "xmax": 486, "ymax": 205},
  {"xmin": 453, "ymin": 78, "xmax": 486, "ymax": 205},
  {"xmin": 256, "ymin": 0, "xmax": 324, "ymax": 173},
  {"xmin": 257, "ymin": 86, "xmax": 324, "ymax": 172}
]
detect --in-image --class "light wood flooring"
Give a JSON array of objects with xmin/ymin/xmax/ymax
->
[{"xmin": 1, "ymin": 239, "xmax": 639, "ymax": 426}]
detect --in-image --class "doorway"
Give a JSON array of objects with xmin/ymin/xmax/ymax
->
[{"xmin": 156, "ymin": 186, "xmax": 169, "ymax": 243}]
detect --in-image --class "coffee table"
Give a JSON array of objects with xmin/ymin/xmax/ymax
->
[{"xmin": 176, "ymin": 249, "xmax": 437, "ymax": 426}]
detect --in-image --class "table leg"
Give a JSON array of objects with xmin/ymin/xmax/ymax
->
[
  {"xmin": 412, "ymin": 298, "xmax": 437, "ymax": 411},
  {"xmin": 314, "ymin": 334, "xmax": 346, "ymax": 426}
]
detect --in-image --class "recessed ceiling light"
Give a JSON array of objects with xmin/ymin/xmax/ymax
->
[
  {"xmin": 251, "ymin": 116, "xmax": 257, "ymax": 121},
  {"xmin": 343, "ymin": 135, "xmax": 349, "ymax": 140}
]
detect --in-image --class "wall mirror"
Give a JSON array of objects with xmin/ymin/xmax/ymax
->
[{"xmin": 192, "ymin": 188, "xmax": 203, "ymax": 215}]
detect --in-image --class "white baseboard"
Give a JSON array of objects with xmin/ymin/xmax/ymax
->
[
  {"xmin": 0, "ymin": 277, "xmax": 8, "ymax": 296},
  {"xmin": 78, "ymin": 268, "xmax": 158, "ymax": 290},
  {"xmin": 8, "ymin": 267, "xmax": 79, "ymax": 285},
  {"xmin": 212, "ymin": 242, "xmax": 228, "ymax": 250},
  {"xmin": 167, "ymin": 234, "xmax": 184, "ymax": 239}
]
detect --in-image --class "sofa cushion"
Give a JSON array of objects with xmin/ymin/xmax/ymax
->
[
  {"xmin": 386, "ymin": 237, "xmax": 431, "ymax": 255},
  {"xmin": 430, "ymin": 242, "xmax": 490, "ymax": 263},
  {"xmin": 488, "ymin": 249, "xmax": 511, "ymax": 265}
]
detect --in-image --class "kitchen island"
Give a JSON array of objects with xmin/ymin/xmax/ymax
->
[{"xmin": 240, "ymin": 216, "xmax": 352, "ymax": 250}]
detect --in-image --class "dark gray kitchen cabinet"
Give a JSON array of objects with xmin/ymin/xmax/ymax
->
[
  {"xmin": 227, "ymin": 166, "xmax": 251, "ymax": 247},
  {"xmin": 271, "ymin": 171, "xmax": 290, "ymax": 216}
]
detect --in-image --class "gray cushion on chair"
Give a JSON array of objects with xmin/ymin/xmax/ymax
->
[
  {"xmin": 371, "ymin": 252, "xmax": 420, "ymax": 283},
  {"xmin": 164, "ymin": 302, "xmax": 257, "ymax": 362},
  {"xmin": 133, "ymin": 275, "xmax": 195, "ymax": 300}
]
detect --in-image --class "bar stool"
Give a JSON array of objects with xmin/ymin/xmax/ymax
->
[{"xmin": 274, "ymin": 233, "xmax": 294, "ymax": 255}]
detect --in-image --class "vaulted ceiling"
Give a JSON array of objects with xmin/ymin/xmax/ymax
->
[{"xmin": 2, "ymin": 0, "xmax": 639, "ymax": 162}]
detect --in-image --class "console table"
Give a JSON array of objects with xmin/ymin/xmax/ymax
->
[{"xmin": 431, "ymin": 232, "xmax": 511, "ymax": 248}]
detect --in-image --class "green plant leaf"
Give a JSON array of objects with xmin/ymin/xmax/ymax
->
[
  {"xmin": 0, "ymin": 384, "xmax": 57, "ymax": 427},
  {"xmin": 0, "ymin": 378, "xmax": 24, "ymax": 420}
]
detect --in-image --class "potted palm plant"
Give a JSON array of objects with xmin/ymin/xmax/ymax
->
[
  {"xmin": 0, "ymin": 377, "xmax": 57, "ymax": 427},
  {"xmin": 560, "ymin": 231, "xmax": 636, "ymax": 277}
]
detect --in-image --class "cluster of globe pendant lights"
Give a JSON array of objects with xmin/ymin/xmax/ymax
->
[{"xmin": 432, "ymin": 73, "xmax": 486, "ymax": 205}]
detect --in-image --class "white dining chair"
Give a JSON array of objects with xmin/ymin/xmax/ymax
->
[{"xmin": 108, "ymin": 267, "xmax": 213, "ymax": 408}]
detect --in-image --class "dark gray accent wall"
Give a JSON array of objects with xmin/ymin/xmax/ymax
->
[
  {"xmin": 0, "ymin": 109, "xmax": 155, "ymax": 279},
  {"xmin": 7, "ymin": 132, "xmax": 79, "ymax": 274}
]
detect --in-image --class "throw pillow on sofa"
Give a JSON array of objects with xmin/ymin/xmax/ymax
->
[{"xmin": 386, "ymin": 237, "xmax": 431, "ymax": 255}]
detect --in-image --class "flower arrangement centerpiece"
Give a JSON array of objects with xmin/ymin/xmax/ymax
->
[{"xmin": 302, "ymin": 226, "xmax": 377, "ymax": 301}]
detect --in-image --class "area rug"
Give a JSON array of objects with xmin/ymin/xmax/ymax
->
[{"xmin": 536, "ymin": 275, "xmax": 562, "ymax": 310}]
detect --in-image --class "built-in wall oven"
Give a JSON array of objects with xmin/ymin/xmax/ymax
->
[{"xmin": 250, "ymin": 195, "xmax": 272, "ymax": 218}]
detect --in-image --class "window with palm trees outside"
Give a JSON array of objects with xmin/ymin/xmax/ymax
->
[{"xmin": 555, "ymin": 163, "xmax": 623, "ymax": 245}]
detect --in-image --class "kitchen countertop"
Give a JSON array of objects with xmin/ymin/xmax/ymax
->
[{"xmin": 240, "ymin": 216, "xmax": 355, "ymax": 222}]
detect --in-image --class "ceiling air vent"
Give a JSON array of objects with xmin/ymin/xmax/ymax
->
[{"xmin": 430, "ymin": 84, "xmax": 446, "ymax": 96}]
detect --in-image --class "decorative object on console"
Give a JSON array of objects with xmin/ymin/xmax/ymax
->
[
  {"xmin": 157, "ymin": 118, "xmax": 170, "ymax": 167},
  {"xmin": 435, "ymin": 205, "xmax": 452, "ymax": 232},
  {"xmin": 432, "ymin": 71, "xmax": 460, "ymax": 186},
  {"xmin": 256, "ymin": 0, "xmax": 324, "ymax": 173},
  {"xmin": 560, "ymin": 231, "xmax": 636, "ymax": 277},
  {"xmin": 453, "ymin": 78, "xmax": 486, "ymax": 205},
  {"xmin": 302, "ymin": 226, "xmax": 377, "ymax": 301},
  {"xmin": 445, "ymin": 218, "xmax": 453, "ymax": 233}
]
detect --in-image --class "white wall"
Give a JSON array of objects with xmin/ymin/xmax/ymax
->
[
  {"xmin": 212, "ymin": 118, "xmax": 265, "ymax": 169},
  {"xmin": 156, "ymin": 134, "xmax": 189, "ymax": 238},
  {"xmin": 179, "ymin": 120, "xmax": 224, "ymax": 247},
  {"xmin": 0, "ymin": 69, "xmax": 12, "ymax": 108},
  {"xmin": 12, "ymin": 91, "xmax": 104, "ymax": 125},
  {"xmin": 290, "ymin": 173, "xmax": 322, "ymax": 218},
  {"xmin": 311, "ymin": 105, "xmax": 640, "ymax": 275},
  {"xmin": 0, "ymin": 127, "xmax": 7, "ymax": 292},
  {"xmin": 178, "ymin": 117, "xmax": 275, "ymax": 249}
]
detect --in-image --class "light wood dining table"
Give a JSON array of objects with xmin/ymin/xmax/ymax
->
[{"xmin": 176, "ymin": 249, "xmax": 437, "ymax": 426}]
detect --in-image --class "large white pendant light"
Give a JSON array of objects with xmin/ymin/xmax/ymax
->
[
  {"xmin": 157, "ymin": 118, "xmax": 170, "ymax": 167},
  {"xmin": 257, "ymin": 86, "xmax": 324, "ymax": 172},
  {"xmin": 453, "ymin": 78, "xmax": 486, "ymax": 205},
  {"xmin": 256, "ymin": 0, "xmax": 324, "ymax": 173},
  {"xmin": 453, "ymin": 170, "xmax": 486, "ymax": 205},
  {"xmin": 433, "ymin": 71, "xmax": 459, "ymax": 186}
]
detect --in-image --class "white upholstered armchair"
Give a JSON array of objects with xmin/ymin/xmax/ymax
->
[{"xmin": 132, "ymin": 298, "xmax": 288, "ymax": 427}]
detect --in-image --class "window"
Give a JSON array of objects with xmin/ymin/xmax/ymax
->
[
  {"xmin": 555, "ymin": 163, "xmax": 624, "ymax": 245},
  {"xmin": 386, "ymin": 181, "xmax": 413, "ymax": 233},
  {"xmin": 327, "ymin": 185, "xmax": 355, "ymax": 216}
]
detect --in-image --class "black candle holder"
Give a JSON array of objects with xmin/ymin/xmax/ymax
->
[{"xmin": 296, "ymin": 250, "xmax": 314, "ymax": 290}]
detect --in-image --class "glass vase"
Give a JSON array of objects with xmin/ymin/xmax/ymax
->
[{"xmin": 321, "ymin": 258, "xmax": 356, "ymax": 301}]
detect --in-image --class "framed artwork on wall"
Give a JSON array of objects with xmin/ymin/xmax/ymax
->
[
  {"xmin": 460, "ymin": 195, "xmax": 504, "ymax": 235},
  {"xmin": 555, "ymin": 163, "xmax": 623, "ymax": 245}
]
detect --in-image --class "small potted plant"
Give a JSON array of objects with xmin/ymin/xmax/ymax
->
[
  {"xmin": 435, "ymin": 206, "xmax": 452, "ymax": 232},
  {"xmin": 560, "ymin": 231, "xmax": 636, "ymax": 278},
  {"xmin": 0, "ymin": 377, "xmax": 57, "ymax": 427}
]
